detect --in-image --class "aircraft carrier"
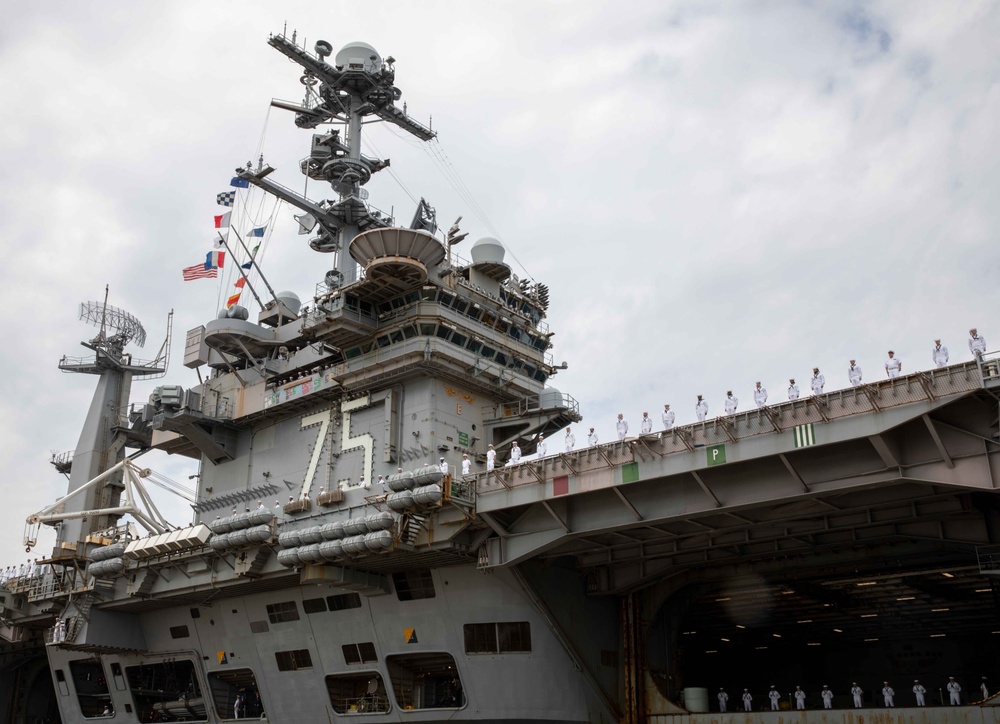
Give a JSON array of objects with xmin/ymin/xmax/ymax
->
[{"xmin": 0, "ymin": 29, "xmax": 998, "ymax": 724}]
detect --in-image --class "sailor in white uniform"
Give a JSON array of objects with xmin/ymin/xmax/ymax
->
[
  {"xmin": 932, "ymin": 339, "xmax": 949, "ymax": 368},
  {"xmin": 981, "ymin": 677, "xmax": 989, "ymax": 700},
  {"xmin": 882, "ymin": 681, "xmax": 895, "ymax": 707},
  {"xmin": 509, "ymin": 442, "xmax": 521, "ymax": 465},
  {"xmin": 851, "ymin": 682, "xmax": 863, "ymax": 707},
  {"xmin": 536, "ymin": 434, "xmax": 547, "ymax": 457},
  {"xmin": 768, "ymin": 685, "xmax": 780, "ymax": 711},
  {"xmin": 753, "ymin": 381, "xmax": 767, "ymax": 408},
  {"xmin": 848, "ymin": 360, "xmax": 862, "ymax": 386},
  {"xmin": 717, "ymin": 688, "xmax": 728, "ymax": 712},
  {"xmin": 461, "ymin": 454, "xmax": 471, "ymax": 476},
  {"xmin": 741, "ymin": 689, "xmax": 753, "ymax": 712},
  {"xmin": 811, "ymin": 368, "xmax": 825, "ymax": 395},
  {"xmin": 794, "ymin": 686, "xmax": 806, "ymax": 710},
  {"xmin": 913, "ymin": 680, "xmax": 926, "ymax": 706},
  {"xmin": 947, "ymin": 677, "xmax": 962, "ymax": 705},
  {"xmin": 486, "ymin": 444, "xmax": 496, "ymax": 471},
  {"xmin": 662, "ymin": 405, "xmax": 675, "ymax": 430},
  {"xmin": 724, "ymin": 391, "xmax": 738, "ymax": 415},
  {"xmin": 885, "ymin": 350, "xmax": 901, "ymax": 378},
  {"xmin": 640, "ymin": 412, "xmax": 652, "ymax": 434},
  {"xmin": 587, "ymin": 427, "xmax": 599, "ymax": 446},
  {"xmin": 970, "ymin": 328, "xmax": 987, "ymax": 360},
  {"xmin": 616, "ymin": 414, "xmax": 628, "ymax": 441},
  {"xmin": 695, "ymin": 395, "xmax": 708, "ymax": 421},
  {"xmin": 564, "ymin": 427, "xmax": 575, "ymax": 452},
  {"xmin": 788, "ymin": 379, "xmax": 800, "ymax": 400},
  {"xmin": 821, "ymin": 685, "xmax": 834, "ymax": 709},
  {"xmin": 439, "ymin": 457, "xmax": 448, "ymax": 475}
]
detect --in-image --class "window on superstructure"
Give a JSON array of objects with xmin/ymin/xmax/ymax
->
[
  {"xmin": 390, "ymin": 330, "xmax": 404, "ymax": 344},
  {"xmin": 69, "ymin": 658, "xmax": 112, "ymax": 718},
  {"xmin": 345, "ymin": 347, "xmax": 362, "ymax": 360},
  {"xmin": 480, "ymin": 345, "xmax": 495, "ymax": 360},
  {"xmin": 170, "ymin": 625, "xmax": 190, "ymax": 639},
  {"xmin": 450, "ymin": 332, "xmax": 467, "ymax": 347},
  {"xmin": 376, "ymin": 334, "xmax": 391, "ymax": 348},
  {"xmin": 439, "ymin": 291, "xmax": 455, "ymax": 306},
  {"xmin": 452, "ymin": 299, "xmax": 468, "ymax": 314},
  {"xmin": 419, "ymin": 323, "xmax": 436, "ymax": 336},
  {"xmin": 327, "ymin": 592, "xmax": 362, "ymax": 611},
  {"xmin": 302, "ymin": 597, "xmax": 327, "ymax": 614},
  {"xmin": 342, "ymin": 641, "xmax": 378, "ymax": 665},
  {"xmin": 495, "ymin": 352, "xmax": 508, "ymax": 366},
  {"xmin": 466, "ymin": 340, "xmax": 482, "ymax": 354},
  {"xmin": 265, "ymin": 601, "xmax": 300, "ymax": 624},
  {"xmin": 275, "ymin": 649, "xmax": 313, "ymax": 672},
  {"xmin": 420, "ymin": 288, "xmax": 436, "ymax": 302},
  {"xmin": 401, "ymin": 325, "xmax": 417, "ymax": 339},
  {"xmin": 385, "ymin": 653, "xmax": 464, "ymax": 710},
  {"xmin": 463, "ymin": 622, "xmax": 532, "ymax": 654},
  {"xmin": 391, "ymin": 569, "xmax": 436, "ymax": 601},
  {"xmin": 435, "ymin": 326, "xmax": 452, "ymax": 340},
  {"xmin": 325, "ymin": 672, "xmax": 390, "ymax": 714}
]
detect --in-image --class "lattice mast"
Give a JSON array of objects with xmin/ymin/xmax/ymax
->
[{"xmin": 237, "ymin": 34, "xmax": 437, "ymax": 289}]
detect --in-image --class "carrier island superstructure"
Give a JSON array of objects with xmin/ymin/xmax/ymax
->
[{"xmin": 2, "ymin": 30, "xmax": 1000, "ymax": 724}]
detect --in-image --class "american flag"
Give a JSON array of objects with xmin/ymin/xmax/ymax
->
[{"xmin": 182, "ymin": 263, "xmax": 218, "ymax": 281}]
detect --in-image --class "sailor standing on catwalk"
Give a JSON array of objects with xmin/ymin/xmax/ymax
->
[
  {"xmin": 587, "ymin": 427, "xmax": 599, "ymax": 446},
  {"xmin": 885, "ymin": 350, "xmax": 901, "ymax": 378},
  {"xmin": 564, "ymin": 427, "xmax": 575, "ymax": 452},
  {"xmin": 821, "ymin": 685, "xmax": 834, "ymax": 709},
  {"xmin": 486, "ymin": 444, "xmax": 496, "ymax": 471},
  {"xmin": 970, "ymin": 328, "xmax": 987, "ymax": 359},
  {"xmin": 461, "ymin": 454, "xmax": 471, "ymax": 476},
  {"xmin": 536, "ymin": 434, "xmax": 546, "ymax": 457},
  {"xmin": 932, "ymin": 339, "xmax": 949, "ymax": 367},
  {"xmin": 768, "ymin": 686, "xmax": 780, "ymax": 711},
  {"xmin": 695, "ymin": 395, "xmax": 709, "ymax": 421},
  {"xmin": 811, "ymin": 368, "xmax": 825, "ymax": 394},
  {"xmin": 794, "ymin": 686, "xmax": 806, "ymax": 710},
  {"xmin": 662, "ymin": 404, "xmax": 675, "ymax": 430},
  {"xmin": 616, "ymin": 414, "xmax": 628, "ymax": 441},
  {"xmin": 509, "ymin": 442, "xmax": 521, "ymax": 464},
  {"xmin": 753, "ymin": 381, "xmax": 767, "ymax": 407},
  {"xmin": 788, "ymin": 378, "xmax": 800, "ymax": 400},
  {"xmin": 742, "ymin": 689, "xmax": 753, "ymax": 712},
  {"xmin": 724, "ymin": 391, "xmax": 738, "ymax": 414},
  {"xmin": 913, "ymin": 680, "xmax": 926, "ymax": 706},
  {"xmin": 717, "ymin": 688, "xmax": 728, "ymax": 712},
  {"xmin": 848, "ymin": 359, "xmax": 862, "ymax": 386},
  {"xmin": 640, "ymin": 412, "xmax": 652, "ymax": 434}
]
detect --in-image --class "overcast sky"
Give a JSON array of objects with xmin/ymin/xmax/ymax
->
[{"xmin": 1, "ymin": 1, "xmax": 997, "ymax": 560}]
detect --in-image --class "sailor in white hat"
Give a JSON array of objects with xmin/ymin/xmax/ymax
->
[
  {"xmin": 947, "ymin": 676, "xmax": 962, "ymax": 705},
  {"xmin": 788, "ymin": 378, "xmax": 800, "ymax": 400},
  {"xmin": 912, "ymin": 679, "xmax": 926, "ymax": 706},
  {"xmin": 741, "ymin": 688, "xmax": 753, "ymax": 711},
  {"xmin": 753, "ymin": 381, "xmax": 767, "ymax": 408},
  {"xmin": 932, "ymin": 339, "xmax": 949, "ymax": 368},
  {"xmin": 851, "ymin": 682, "xmax": 863, "ymax": 708},
  {"xmin": 717, "ymin": 687, "xmax": 728, "ymax": 712},
  {"xmin": 461, "ymin": 454, "xmax": 471, "ymax": 476},
  {"xmin": 564, "ymin": 427, "xmax": 575, "ymax": 452},
  {"xmin": 810, "ymin": 368, "xmax": 825, "ymax": 395},
  {"xmin": 848, "ymin": 360, "xmax": 862, "ymax": 386},
  {"xmin": 640, "ymin": 412, "xmax": 652, "ymax": 434},
  {"xmin": 794, "ymin": 686, "xmax": 806, "ymax": 710},
  {"xmin": 695, "ymin": 395, "xmax": 709, "ymax": 421},
  {"xmin": 768, "ymin": 685, "xmax": 780, "ymax": 711},
  {"xmin": 882, "ymin": 681, "xmax": 895, "ymax": 707},
  {"xmin": 509, "ymin": 441, "xmax": 521, "ymax": 465},
  {"xmin": 587, "ymin": 427, "xmax": 599, "ymax": 446},
  {"xmin": 439, "ymin": 457, "xmax": 449, "ymax": 475},
  {"xmin": 536, "ymin": 434, "xmax": 547, "ymax": 458},
  {"xmin": 724, "ymin": 391, "xmax": 738, "ymax": 415},
  {"xmin": 969, "ymin": 328, "xmax": 987, "ymax": 360},
  {"xmin": 820, "ymin": 685, "xmax": 833, "ymax": 709},
  {"xmin": 486, "ymin": 444, "xmax": 496, "ymax": 471},
  {"xmin": 616, "ymin": 414, "xmax": 628, "ymax": 441},
  {"xmin": 662, "ymin": 404, "xmax": 675, "ymax": 430}
]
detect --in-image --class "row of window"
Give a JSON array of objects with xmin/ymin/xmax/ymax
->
[{"xmin": 343, "ymin": 320, "xmax": 548, "ymax": 384}]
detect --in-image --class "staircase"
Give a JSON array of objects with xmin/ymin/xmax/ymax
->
[{"xmin": 401, "ymin": 513, "xmax": 430, "ymax": 545}]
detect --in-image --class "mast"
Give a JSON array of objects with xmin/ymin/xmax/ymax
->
[{"xmin": 238, "ymin": 35, "xmax": 437, "ymax": 290}]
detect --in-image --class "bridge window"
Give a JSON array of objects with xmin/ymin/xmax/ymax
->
[
  {"xmin": 463, "ymin": 622, "xmax": 531, "ymax": 654},
  {"xmin": 343, "ymin": 642, "xmax": 378, "ymax": 665},
  {"xmin": 326, "ymin": 672, "xmax": 390, "ymax": 714},
  {"xmin": 435, "ymin": 326, "xmax": 452, "ymax": 340},
  {"xmin": 69, "ymin": 658, "xmax": 112, "ymax": 719},
  {"xmin": 420, "ymin": 323, "xmax": 436, "ymax": 336},
  {"xmin": 390, "ymin": 330, "xmax": 404, "ymax": 344},
  {"xmin": 126, "ymin": 660, "xmax": 206, "ymax": 721},
  {"xmin": 386, "ymin": 653, "xmax": 464, "ymax": 710},
  {"xmin": 451, "ymin": 332, "xmax": 467, "ymax": 347},
  {"xmin": 266, "ymin": 601, "xmax": 300, "ymax": 624},
  {"xmin": 466, "ymin": 340, "xmax": 482, "ymax": 354},
  {"xmin": 208, "ymin": 668, "xmax": 263, "ymax": 720},
  {"xmin": 275, "ymin": 649, "xmax": 313, "ymax": 672},
  {"xmin": 328, "ymin": 593, "xmax": 362, "ymax": 611},
  {"xmin": 401, "ymin": 325, "xmax": 417, "ymax": 339},
  {"xmin": 392, "ymin": 569, "xmax": 436, "ymax": 601}
]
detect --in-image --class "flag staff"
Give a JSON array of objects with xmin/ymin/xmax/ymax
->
[
  {"xmin": 215, "ymin": 232, "xmax": 265, "ymax": 310},
  {"xmin": 230, "ymin": 228, "xmax": 281, "ymax": 305}
]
